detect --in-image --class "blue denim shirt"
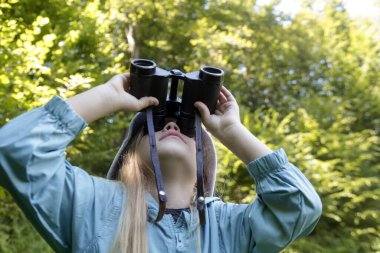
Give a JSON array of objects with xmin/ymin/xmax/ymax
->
[{"xmin": 0, "ymin": 96, "xmax": 322, "ymax": 253}]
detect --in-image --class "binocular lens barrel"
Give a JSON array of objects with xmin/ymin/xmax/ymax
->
[
  {"xmin": 200, "ymin": 66, "xmax": 224, "ymax": 84},
  {"xmin": 201, "ymin": 66, "xmax": 224, "ymax": 75},
  {"xmin": 130, "ymin": 59, "xmax": 169, "ymax": 114},
  {"xmin": 131, "ymin": 59, "xmax": 157, "ymax": 76}
]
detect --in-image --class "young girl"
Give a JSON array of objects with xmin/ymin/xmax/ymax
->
[{"xmin": 0, "ymin": 73, "xmax": 322, "ymax": 253}]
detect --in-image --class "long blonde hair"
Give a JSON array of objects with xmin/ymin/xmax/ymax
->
[{"xmin": 111, "ymin": 130, "xmax": 154, "ymax": 253}]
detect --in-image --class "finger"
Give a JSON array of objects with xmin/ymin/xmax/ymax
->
[
  {"xmin": 118, "ymin": 73, "xmax": 130, "ymax": 84},
  {"xmin": 137, "ymin": 97, "xmax": 159, "ymax": 110},
  {"xmin": 218, "ymin": 91, "xmax": 228, "ymax": 104},
  {"xmin": 216, "ymin": 99, "xmax": 225, "ymax": 111},
  {"xmin": 121, "ymin": 74, "xmax": 131, "ymax": 92},
  {"xmin": 121, "ymin": 72, "xmax": 130, "ymax": 78},
  {"xmin": 221, "ymin": 86, "xmax": 236, "ymax": 102},
  {"xmin": 194, "ymin": 101, "xmax": 210, "ymax": 122}
]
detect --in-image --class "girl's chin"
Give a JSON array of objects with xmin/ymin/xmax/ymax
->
[
  {"xmin": 158, "ymin": 144, "xmax": 194, "ymax": 158},
  {"xmin": 158, "ymin": 148, "xmax": 188, "ymax": 158}
]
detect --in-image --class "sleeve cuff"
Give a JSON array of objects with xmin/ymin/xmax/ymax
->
[
  {"xmin": 44, "ymin": 95, "xmax": 87, "ymax": 135},
  {"xmin": 247, "ymin": 148, "xmax": 289, "ymax": 182}
]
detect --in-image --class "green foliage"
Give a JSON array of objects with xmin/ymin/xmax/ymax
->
[
  {"xmin": 216, "ymin": 106, "xmax": 380, "ymax": 252},
  {"xmin": 0, "ymin": 0, "xmax": 379, "ymax": 252},
  {"xmin": 0, "ymin": 188, "xmax": 53, "ymax": 253}
]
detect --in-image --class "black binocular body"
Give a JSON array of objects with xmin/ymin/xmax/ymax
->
[{"xmin": 129, "ymin": 59, "xmax": 224, "ymax": 137}]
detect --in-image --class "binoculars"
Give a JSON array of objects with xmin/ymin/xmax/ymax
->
[{"xmin": 129, "ymin": 58, "xmax": 224, "ymax": 137}]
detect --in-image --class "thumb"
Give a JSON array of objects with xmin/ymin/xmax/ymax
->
[
  {"xmin": 194, "ymin": 101, "xmax": 210, "ymax": 123},
  {"xmin": 137, "ymin": 96, "xmax": 159, "ymax": 110}
]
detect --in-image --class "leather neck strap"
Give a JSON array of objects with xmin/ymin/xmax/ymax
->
[
  {"xmin": 146, "ymin": 108, "xmax": 166, "ymax": 222},
  {"xmin": 195, "ymin": 112, "xmax": 206, "ymax": 225}
]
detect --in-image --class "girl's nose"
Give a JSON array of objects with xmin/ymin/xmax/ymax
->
[{"xmin": 163, "ymin": 121, "xmax": 180, "ymax": 132}]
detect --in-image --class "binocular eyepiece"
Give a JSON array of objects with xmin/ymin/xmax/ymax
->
[{"xmin": 129, "ymin": 58, "xmax": 224, "ymax": 137}]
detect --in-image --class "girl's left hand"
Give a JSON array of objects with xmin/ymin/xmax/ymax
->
[{"xmin": 194, "ymin": 86, "xmax": 241, "ymax": 140}]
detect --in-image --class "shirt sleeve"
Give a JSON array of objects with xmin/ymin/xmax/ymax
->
[
  {"xmin": 214, "ymin": 149, "xmax": 322, "ymax": 253},
  {"xmin": 0, "ymin": 96, "xmax": 124, "ymax": 252}
]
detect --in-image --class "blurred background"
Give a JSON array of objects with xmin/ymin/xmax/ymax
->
[{"xmin": 0, "ymin": 0, "xmax": 379, "ymax": 252}]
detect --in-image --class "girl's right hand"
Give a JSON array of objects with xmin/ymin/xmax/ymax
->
[{"xmin": 105, "ymin": 73, "xmax": 159, "ymax": 113}]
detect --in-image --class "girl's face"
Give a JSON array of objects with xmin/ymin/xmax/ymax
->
[{"xmin": 136, "ymin": 120, "xmax": 197, "ymax": 179}]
